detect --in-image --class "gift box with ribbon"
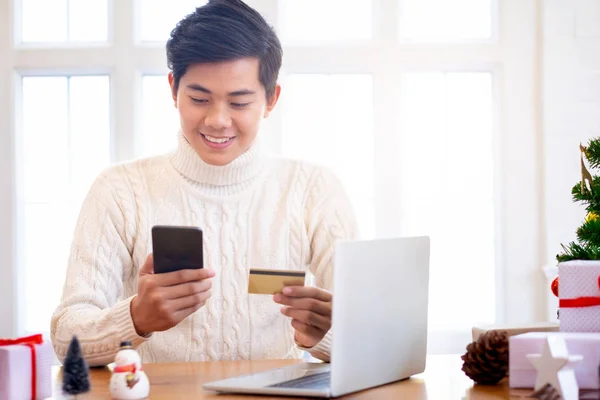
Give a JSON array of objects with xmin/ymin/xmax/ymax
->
[
  {"xmin": 558, "ymin": 260, "xmax": 600, "ymax": 332},
  {"xmin": 0, "ymin": 334, "xmax": 53, "ymax": 400},
  {"xmin": 509, "ymin": 331, "xmax": 600, "ymax": 389}
]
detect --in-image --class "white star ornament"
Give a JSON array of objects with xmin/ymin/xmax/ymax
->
[{"xmin": 526, "ymin": 335, "xmax": 583, "ymax": 400}]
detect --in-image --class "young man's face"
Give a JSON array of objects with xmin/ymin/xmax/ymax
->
[{"xmin": 169, "ymin": 58, "xmax": 280, "ymax": 166}]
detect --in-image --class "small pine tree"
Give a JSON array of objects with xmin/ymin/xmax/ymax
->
[
  {"xmin": 62, "ymin": 335, "xmax": 90, "ymax": 396},
  {"xmin": 557, "ymin": 138, "xmax": 600, "ymax": 262}
]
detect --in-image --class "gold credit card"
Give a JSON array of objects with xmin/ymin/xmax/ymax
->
[{"xmin": 248, "ymin": 268, "xmax": 306, "ymax": 294}]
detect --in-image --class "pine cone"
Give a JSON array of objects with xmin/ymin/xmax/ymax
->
[{"xmin": 461, "ymin": 330, "xmax": 509, "ymax": 385}]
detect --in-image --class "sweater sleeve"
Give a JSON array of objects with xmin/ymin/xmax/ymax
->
[
  {"xmin": 301, "ymin": 167, "xmax": 360, "ymax": 362},
  {"xmin": 50, "ymin": 167, "xmax": 149, "ymax": 366}
]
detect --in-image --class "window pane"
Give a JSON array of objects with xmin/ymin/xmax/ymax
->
[
  {"xmin": 138, "ymin": 75, "xmax": 179, "ymax": 158},
  {"xmin": 282, "ymin": 74, "xmax": 375, "ymax": 238},
  {"xmin": 398, "ymin": 72, "xmax": 495, "ymax": 333},
  {"xmin": 139, "ymin": 0, "xmax": 208, "ymax": 43},
  {"xmin": 22, "ymin": 0, "xmax": 68, "ymax": 42},
  {"xmin": 278, "ymin": 0, "xmax": 372, "ymax": 45},
  {"xmin": 399, "ymin": 0, "xmax": 493, "ymax": 42},
  {"xmin": 21, "ymin": 75, "xmax": 110, "ymax": 333},
  {"xmin": 69, "ymin": 76, "xmax": 112, "ymax": 204},
  {"xmin": 21, "ymin": 0, "xmax": 108, "ymax": 43},
  {"xmin": 69, "ymin": 0, "xmax": 108, "ymax": 42},
  {"xmin": 22, "ymin": 77, "xmax": 69, "ymax": 202}
]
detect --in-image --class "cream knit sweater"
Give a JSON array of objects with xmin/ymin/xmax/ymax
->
[{"xmin": 50, "ymin": 133, "xmax": 358, "ymax": 366}]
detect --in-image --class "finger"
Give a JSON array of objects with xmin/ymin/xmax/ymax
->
[
  {"xmin": 281, "ymin": 286, "xmax": 332, "ymax": 302},
  {"xmin": 282, "ymin": 307, "xmax": 331, "ymax": 331},
  {"xmin": 166, "ymin": 279, "xmax": 213, "ymax": 300},
  {"xmin": 172, "ymin": 302, "xmax": 205, "ymax": 323},
  {"xmin": 291, "ymin": 319, "xmax": 324, "ymax": 338},
  {"xmin": 273, "ymin": 295, "xmax": 331, "ymax": 316},
  {"xmin": 170, "ymin": 290, "xmax": 212, "ymax": 311},
  {"xmin": 139, "ymin": 254, "xmax": 154, "ymax": 277},
  {"xmin": 155, "ymin": 267, "xmax": 216, "ymax": 287}
]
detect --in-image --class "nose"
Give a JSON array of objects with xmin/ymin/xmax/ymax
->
[{"xmin": 204, "ymin": 103, "xmax": 232, "ymax": 130}]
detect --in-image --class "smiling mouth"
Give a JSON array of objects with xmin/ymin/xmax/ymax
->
[{"xmin": 201, "ymin": 133, "xmax": 236, "ymax": 144}]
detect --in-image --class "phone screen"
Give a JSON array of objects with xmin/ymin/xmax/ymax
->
[{"xmin": 151, "ymin": 225, "xmax": 204, "ymax": 273}]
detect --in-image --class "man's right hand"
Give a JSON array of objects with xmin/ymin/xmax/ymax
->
[{"xmin": 130, "ymin": 254, "xmax": 215, "ymax": 336}]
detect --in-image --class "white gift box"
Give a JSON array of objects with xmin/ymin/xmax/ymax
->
[
  {"xmin": 509, "ymin": 332, "xmax": 600, "ymax": 389},
  {"xmin": 559, "ymin": 260, "xmax": 600, "ymax": 332},
  {"xmin": 0, "ymin": 337, "xmax": 53, "ymax": 400}
]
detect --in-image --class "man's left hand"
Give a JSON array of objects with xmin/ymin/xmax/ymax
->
[{"xmin": 273, "ymin": 286, "xmax": 332, "ymax": 348}]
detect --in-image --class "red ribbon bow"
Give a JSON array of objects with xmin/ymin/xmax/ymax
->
[{"xmin": 0, "ymin": 334, "xmax": 43, "ymax": 400}]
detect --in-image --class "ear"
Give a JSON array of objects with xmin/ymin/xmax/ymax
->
[
  {"xmin": 263, "ymin": 84, "xmax": 281, "ymax": 118},
  {"xmin": 168, "ymin": 73, "xmax": 178, "ymax": 107}
]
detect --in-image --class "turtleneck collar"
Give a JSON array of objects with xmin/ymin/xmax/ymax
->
[{"xmin": 169, "ymin": 131, "xmax": 266, "ymax": 194}]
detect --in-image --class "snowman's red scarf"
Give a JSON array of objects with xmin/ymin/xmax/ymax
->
[
  {"xmin": 114, "ymin": 363, "xmax": 144, "ymax": 373},
  {"xmin": 560, "ymin": 296, "xmax": 600, "ymax": 308}
]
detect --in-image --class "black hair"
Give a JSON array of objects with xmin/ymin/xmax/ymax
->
[{"xmin": 166, "ymin": 0, "xmax": 283, "ymax": 100}]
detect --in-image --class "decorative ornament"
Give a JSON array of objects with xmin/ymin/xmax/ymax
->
[
  {"xmin": 526, "ymin": 336, "xmax": 582, "ymax": 400},
  {"xmin": 580, "ymin": 143, "xmax": 594, "ymax": 194},
  {"xmin": 109, "ymin": 341, "xmax": 149, "ymax": 399},
  {"xmin": 551, "ymin": 276, "xmax": 559, "ymax": 298},
  {"xmin": 62, "ymin": 335, "xmax": 90, "ymax": 396},
  {"xmin": 461, "ymin": 330, "xmax": 509, "ymax": 385},
  {"xmin": 585, "ymin": 211, "xmax": 599, "ymax": 223}
]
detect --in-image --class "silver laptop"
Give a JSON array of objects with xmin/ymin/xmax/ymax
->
[{"xmin": 203, "ymin": 236, "xmax": 430, "ymax": 398}]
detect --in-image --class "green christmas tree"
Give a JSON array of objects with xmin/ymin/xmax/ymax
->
[
  {"xmin": 557, "ymin": 138, "xmax": 600, "ymax": 262},
  {"xmin": 62, "ymin": 335, "xmax": 90, "ymax": 396}
]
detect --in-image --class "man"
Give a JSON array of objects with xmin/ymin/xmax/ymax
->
[{"xmin": 51, "ymin": 0, "xmax": 357, "ymax": 366}]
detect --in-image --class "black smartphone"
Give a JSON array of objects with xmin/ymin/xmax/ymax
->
[{"xmin": 151, "ymin": 225, "xmax": 204, "ymax": 274}]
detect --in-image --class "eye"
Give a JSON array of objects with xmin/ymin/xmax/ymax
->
[
  {"xmin": 231, "ymin": 102, "xmax": 250, "ymax": 108},
  {"xmin": 190, "ymin": 97, "xmax": 207, "ymax": 104}
]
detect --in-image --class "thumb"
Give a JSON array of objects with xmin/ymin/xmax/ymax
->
[{"xmin": 139, "ymin": 254, "xmax": 154, "ymax": 277}]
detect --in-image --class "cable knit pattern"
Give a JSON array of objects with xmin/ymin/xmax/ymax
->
[{"xmin": 50, "ymin": 133, "xmax": 358, "ymax": 366}]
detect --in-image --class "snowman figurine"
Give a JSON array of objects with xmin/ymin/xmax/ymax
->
[{"xmin": 109, "ymin": 341, "xmax": 150, "ymax": 399}]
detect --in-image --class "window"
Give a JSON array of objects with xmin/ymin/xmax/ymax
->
[
  {"xmin": 281, "ymin": 74, "xmax": 376, "ymax": 238},
  {"xmin": 20, "ymin": 75, "xmax": 111, "ymax": 333},
  {"xmin": 398, "ymin": 0, "xmax": 494, "ymax": 41},
  {"xmin": 0, "ymin": 0, "xmax": 540, "ymax": 354},
  {"xmin": 139, "ymin": 0, "xmax": 208, "ymax": 43},
  {"xmin": 20, "ymin": 0, "xmax": 108, "ymax": 43},
  {"xmin": 278, "ymin": 0, "xmax": 372, "ymax": 45},
  {"xmin": 398, "ymin": 72, "xmax": 495, "ymax": 331},
  {"xmin": 140, "ymin": 75, "xmax": 179, "ymax": 157}
]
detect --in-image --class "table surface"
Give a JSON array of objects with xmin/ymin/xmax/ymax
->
[{"xmin": 50, "ymin": 355, "xmax": 541, "ymax": 399}]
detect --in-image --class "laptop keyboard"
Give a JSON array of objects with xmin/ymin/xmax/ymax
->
[{"xmin": 268, "ymin": 371, "xmax": 331, "ymax": 390}]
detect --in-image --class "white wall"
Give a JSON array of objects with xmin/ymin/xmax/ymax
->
[
  {"xmin": 543, "ymin": 0, "xmax": 600, "ymax": 319},
  {"xmin": 498, "ymin": 0, "xmax": 546, "ymax": 326},
  {"xmin": 0, "ymin": 0, "xmax": 16, "ymax": 338}
]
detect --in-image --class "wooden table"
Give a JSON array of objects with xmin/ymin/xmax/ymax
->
[{"xmin": 51, "ymin": 355, "xmax": 537, "ymax": 399}]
